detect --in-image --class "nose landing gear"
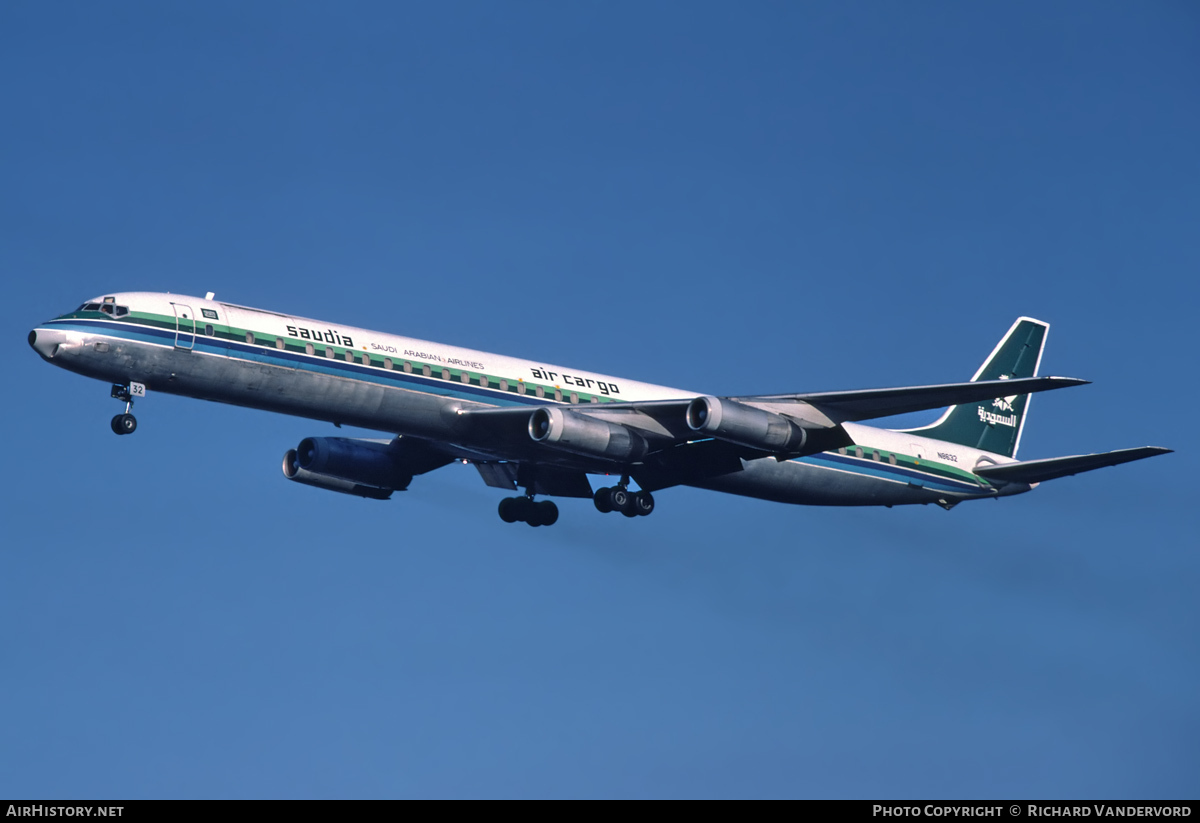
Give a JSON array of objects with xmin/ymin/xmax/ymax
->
[{"xmin": 109, "ymin": 382, "xmax": 144, "ymax": 435}]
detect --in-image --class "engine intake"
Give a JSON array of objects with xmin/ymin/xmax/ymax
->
[
  {"xmin": 528, "ymin": 407, "xmax": 647, "ymax": 462},
  {"xmin": 282, "ymin": 449, "xmax": 394, "ymax": 499},
  {"xmin": 686, "ymin": 396, "xmax": 808, "ymax": 453},
  {"xmin": 293, "ymin": 437, "xmax": 413, "ymax": 490}
]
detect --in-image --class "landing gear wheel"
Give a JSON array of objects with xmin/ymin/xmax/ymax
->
[
  {"xmin": 512, "ymin": 496, "xmax": 534, "ymax": 523},
  {"xmin": 111, "ymin": 413, "xmax": 137, "ymax": 435},
  {"xmin": 500, "ymin": 496, "xmax": 548, "ymax": 525},
  {"xmin": 633, "ymin": 490, "xmax": 655, "ymax": 517},
  {"xmin": 534, "ymin": 500, "xmax": 559, "ymax": 527},
  {"xmin": 610, "ymin": 487, "xmax": 630, "ymax": 513},
  {"xmin": 498, "ymin": 497, "xmax": 519, "ymax": 523},
  {"xmin": 615, "ymin": 489, "xmax": 639, "ymax": 518},
  {"xmin": 593, "ymin": 487, "xmax": 613, "ymax": 513}
]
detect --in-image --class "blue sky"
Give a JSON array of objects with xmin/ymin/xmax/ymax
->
[{"xmin": 2, "ymin": 1, "xmax": 1197, "ymax": 798}]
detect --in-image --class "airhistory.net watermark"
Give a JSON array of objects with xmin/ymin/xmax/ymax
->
[{"xmin": 6, "ymin": 807, "xmax": 123, "ymax": 818}]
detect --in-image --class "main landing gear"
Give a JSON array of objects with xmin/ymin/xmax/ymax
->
[
  {"xmin": 593, "ymin": 478, "xmax": 654, "ymax": 518},
  {"xmin": 498, "ymin": 496, "xmax": 559, "ymax": 528},
  {"xmin": 109, "ymin": 382, "xmax": 141, "ymax": 435}
]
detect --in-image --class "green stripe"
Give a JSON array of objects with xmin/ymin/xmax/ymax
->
[{"xmin": 57, "ymin": 309, "xmax": 619, "ymax": 404}]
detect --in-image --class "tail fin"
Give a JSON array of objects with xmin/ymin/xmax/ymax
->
[{"xmin": 895, "ymin": 317, "xmax": 1048, "ymax": 458}]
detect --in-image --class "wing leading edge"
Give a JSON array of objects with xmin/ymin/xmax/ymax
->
[{"xmin": 742, "ymin": 376, "xmax": 1089, "ymax": 423}]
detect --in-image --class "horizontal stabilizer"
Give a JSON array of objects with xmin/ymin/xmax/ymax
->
[
  {"xmin": 974, "ymin": 447, "xmax": 1172, "ymax": 485},
  {"xmin": 752, "ymin": 376, "xmax": 1089, "ymax": 422}
]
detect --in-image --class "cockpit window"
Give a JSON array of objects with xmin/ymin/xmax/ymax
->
[{"xmin": 77, "ymin": 301, "xmax": 128, "ymax": 315}]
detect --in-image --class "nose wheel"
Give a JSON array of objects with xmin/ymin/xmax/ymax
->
[
  {"xmin": 111, "ymin": 413, "xmax": 137, "ymax": 435},
  {"xmin": 109, "ymin": 382, "xmax": 144, "ymax": 436}
]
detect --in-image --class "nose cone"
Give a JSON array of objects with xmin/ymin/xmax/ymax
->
[{"xmin": 29, "ymin": 328, "xmax": 61, "ymax": 360}]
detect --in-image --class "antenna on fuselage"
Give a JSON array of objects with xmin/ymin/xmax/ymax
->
[{"xmin": 205, "ymin": 292, "xmax": 215, "ymax": 300}]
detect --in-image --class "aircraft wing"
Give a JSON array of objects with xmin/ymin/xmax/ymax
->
[
  {"xmin": 456, "ymin": 376, "xmax": 1090, "ymax": 451},
  {"xmin": 973, "ymin": 447, "xmax": 1173, "ymax": 484},
  {"xmin": 740, "ymin": 376, "xmax": 1090, "ymax": 423}
]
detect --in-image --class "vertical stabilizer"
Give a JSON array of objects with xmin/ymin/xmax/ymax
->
[{"xmin": 895, "ymin": 317, "xmax": 1048, "ymax": 458}]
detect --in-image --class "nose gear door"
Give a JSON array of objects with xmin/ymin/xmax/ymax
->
[{"xmin": 172, "ymin": 303, "xmax": 195, "ymax": 350}]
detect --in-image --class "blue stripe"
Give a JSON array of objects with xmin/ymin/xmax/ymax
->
[{"xmin": 795, "ymin": 452, "xmax": 982, "ymax": 493}]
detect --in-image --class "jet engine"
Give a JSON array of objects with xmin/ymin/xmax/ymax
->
[
  {"xmin": 281, "ymin": 437, "xmax": 414, "ymax": 498},
  {"xmin": 685, "ymin": 396, "xmax": 808, "ymax": 453},
  {"xmin": 528, "ymin": 407, "xmax": 648, "ymax": 462}
]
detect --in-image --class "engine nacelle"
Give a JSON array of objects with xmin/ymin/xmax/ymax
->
[
  {"xmin": 293, "ymin": 437, "xmax": 413, "ymax": 490},
  {"xmin": 528, "ymin": 407, "xmax": 648, "ymax": 462},
  {"xmin": 282, "ymin": 449, "xmax": 394, "ymax": 499},
  {"xmin": 685, "ymin": 396, "xmax": 808, "ymax": 453}
]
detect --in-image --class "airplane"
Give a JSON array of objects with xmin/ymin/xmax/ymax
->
[{"xmin": 28, "ymin": 291, "xmax": 1170, "ymax": 527}]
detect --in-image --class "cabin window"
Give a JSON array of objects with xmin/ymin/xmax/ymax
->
[
  {"xmin": 535, "ymin": 385, "xmax": 544, "ymax": 398},
  {"xmin": 205, "ymin": 324, "xmax": 215, "ymax": 337},
  {"xmin": 383, "ymin": 358, "xmax": 392, "ymax": 370},
  {"xmin": 590, "ymin": 395, "xmax": 599, "ymax": 403},
  {"xmin": 275, "ymin": 338, "xmax": 285, "ymax": 350},
  {"xmin": 114, "ymin": 306, "xmax": 129, "ymax": 317},
  {"xmin": 422, "ymin": 364, "xmax": 432, "ymax": 377},
  {"xmin": 855, "ymin": 447, "xmax": 863, "ymax": 459},
  {"xmin": 499, "ymin": 379, "xmax": 508, "ymax": 392},
  {"xmin": 517, "ymin": 382, "xmax": 526, "ymax": 395},
  {"xmin": 460, "ymin": 371, "xmax": 470, "ymax": 384},
  {"xmin": 325, "ymin": 346, "xmax": 335, "ymax": 359},
  {"xmin": 838, "ymin": 447, "xmax": 847, "ymax": 455},
  {"xmin": 344, "ymin": 350, "xmax": 353, "ymax": 362},
  {"xmin": 245, "ymin": 332, "xmax": 254, "ymax": 344},
  {"xmin": 359, "ymin": 353, "xmax": 368, "ymax": 365},
  {"xmin": 554, "ymin": 389, "xmax": 562, "ymax": 402},
  {"xmin": 305, "ymin": 342, "xmax": 314, "ymax": 355},
  {"xmin": 441, "ymin": 368, "xmax": 450, "ymax": 380},
  {"xmin": 402, "ymin": 361, "xmax": 412, "ymax": 373},
  {"xmin": 889, "ymin": 454, "xmax": 897, "ymax": 465},
  {"xmin": 570, "ymin": 391, "xmax": 579, "ymax": 404},
  {"xmin": 479, "ymin": 375, "xmax": 489, "ymax": 388},
  {"xmin": 872, "ymin": 450, "xmax": 880, "ymax": 461}
]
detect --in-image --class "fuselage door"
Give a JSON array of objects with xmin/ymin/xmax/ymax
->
[
  {"xmin": 908, "ymin": 442, "xmax": 926, "ymax": 487},
  {"xmin": 172, "ymin": 303, "xmax": 195, "ymax": 350}
]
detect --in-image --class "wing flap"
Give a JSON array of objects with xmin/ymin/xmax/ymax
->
[{"xmin": 974, "ymin": 447, "xmax": 1172, "ymax": 484}]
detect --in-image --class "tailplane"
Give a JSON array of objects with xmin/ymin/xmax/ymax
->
[
  {"xmin": 973, "ymin": 447, "xmax": 1172, "ymax": 485},
  {"xmin": 895, "ymin": 317, "xmax": 1048, "ymax": 458}
]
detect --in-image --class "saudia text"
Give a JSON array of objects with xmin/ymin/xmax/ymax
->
[
  {"xmin": 286, "ymin": 325, "xmax": 354, "ymax": 347},
  {"xmin": 977, "ymin": 407, "xmax": 1016, "ymax": 427}
]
